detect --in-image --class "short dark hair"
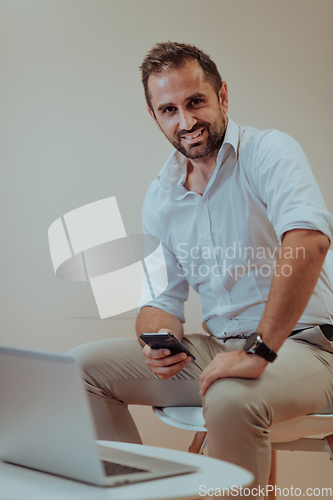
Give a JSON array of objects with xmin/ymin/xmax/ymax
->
[{"xmin": 140, "ymin": 41, "xmax": 223, "ymax": 111}]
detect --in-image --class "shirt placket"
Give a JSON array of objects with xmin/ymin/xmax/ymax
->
[{"xmin": 196, "ymin": 196, "xmax": 232, "ymax": 315}]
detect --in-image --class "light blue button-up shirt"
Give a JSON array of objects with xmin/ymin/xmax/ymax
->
[{"xmin": 140, "ymin": 119, "xmax": 333, "ymax": 337}]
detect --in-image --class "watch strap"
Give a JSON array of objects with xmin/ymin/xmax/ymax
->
[
  {"xmin": 244, "ymin": 332, "xmax": 277, "ymax": 362},
  {"xmin": 254, "ymin": 337, "xmax": 277, "ymax": 362}
]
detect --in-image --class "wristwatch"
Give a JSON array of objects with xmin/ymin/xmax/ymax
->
[{"xmin": 243, "ymin": 332, "xmax": 277, "ymax": 362}]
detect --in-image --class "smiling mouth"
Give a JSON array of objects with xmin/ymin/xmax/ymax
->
[{"xmin": 181, "ymin": 128, "xmax": 205, "ymax": 144}]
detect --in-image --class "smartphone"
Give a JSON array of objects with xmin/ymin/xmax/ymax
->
[{"xmin": 140, "ymin": 332, "xmax": 196, "ymax": 361}]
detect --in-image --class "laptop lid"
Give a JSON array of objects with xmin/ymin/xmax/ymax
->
[
  {"xmin": 0, "ymin": 346, "xmax": 196, "ymax": 486},
  {"xmin": 0, "ymin": 346, "xmax": 106, "ymax": 485}
]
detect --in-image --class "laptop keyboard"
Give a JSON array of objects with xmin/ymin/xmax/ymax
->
[{"xmin": 102, "ymin": 460, "xmax": 149, "ymax": 477}]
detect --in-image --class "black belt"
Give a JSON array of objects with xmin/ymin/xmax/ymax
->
[
  {"xmin": 222, "ymin": 324, "xmax": 333, "ymax": 343},
  {"xmin": 289, "ymin": 324, "xmax": 333, "ymax": 341}
]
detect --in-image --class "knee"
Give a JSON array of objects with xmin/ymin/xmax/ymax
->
[
  {"xmin": 67, "ymin": 340, "xmax": 104, "ymax": 371},
  {"xmin": 203, "ymin": 379, "xmax": 271, "ymax": 433},
  {"xmin": 68, "ymin": 338, "xmax": 141, "ymax": 377}
]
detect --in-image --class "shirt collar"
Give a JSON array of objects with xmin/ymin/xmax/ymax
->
[{"xmin": 157, "ymin": 118, "xmax": 240, "ymax": 198}]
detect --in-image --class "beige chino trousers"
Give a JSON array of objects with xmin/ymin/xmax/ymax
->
[{"xmin": 69, "ymin": 327, "xmax": 333, "ymax": 497}]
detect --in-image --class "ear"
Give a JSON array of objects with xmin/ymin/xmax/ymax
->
[
  {"xmin": 219, "ymin": 81, "xmax": 229, "ymax": 114},
  {"xmin": 147, "ymin": 104, "xmax": 156, "ymax": 120},
  {"xmin": 146, "ymin": 104, "xmax": 163, "ymax": 132}
]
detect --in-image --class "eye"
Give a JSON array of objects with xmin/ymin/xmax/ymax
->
[
  {"xmin": 190, "ymin": 98, "xmax": 203, "ymax": 106},
  {"xmin": 163, "ymin": 106, "xmax": 176, "ymax": 115}
]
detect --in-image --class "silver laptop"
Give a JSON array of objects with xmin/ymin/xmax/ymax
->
[{"xmin": 0, "ymin": 345, "xmax": 196, "ymax": 487}]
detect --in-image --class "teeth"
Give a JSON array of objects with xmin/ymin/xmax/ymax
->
[{"xmin": 183, "ymin": 129, "xmax": 203, "ymax": 140}]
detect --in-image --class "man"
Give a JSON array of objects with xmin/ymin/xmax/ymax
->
[{"xmin": 70, "ymin": 42, "xmax": 333, "ymax": 495}]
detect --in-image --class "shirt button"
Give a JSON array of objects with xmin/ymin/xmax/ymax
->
[
  {"xmin": 199, "ymin": 202, "xmax": 205, "ymax": 208},
  {"xmin": 203, "ymin": 235, "xmax": 209, "ymax": 240}
]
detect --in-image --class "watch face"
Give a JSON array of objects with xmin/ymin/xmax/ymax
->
[
  {"xmin": 244, "ymin": 333, "xmax": 277, "ymax": 362},
  {"xmin": 244, "ymin": 332, "xmax": 259, "ymax": 351}
]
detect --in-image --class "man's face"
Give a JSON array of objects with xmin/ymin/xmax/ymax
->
[{"xmin": 147, "ymin": 60, "xmax": 228, "ymax": 161}]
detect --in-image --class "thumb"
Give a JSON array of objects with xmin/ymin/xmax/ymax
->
[{"xmin": 158, "ymin": 328, "xmax": 174, "ymax": 334}]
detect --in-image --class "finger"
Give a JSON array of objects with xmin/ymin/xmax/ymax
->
[
  {"xmin": 198, "ymin": 363, "xmax": 215, "ymax": 384},
  {"xmin": 199, "ymin": 377, "xmax": 211, "ymax": 398},
  {"xmin": 199, "ymin": 374, "xmax": 209, "ymax": 397},
  {"xmin": 147, "ymin": 352, "xmax": 189, "ymax": 367},
  {"xmin": 143, "ymin": 345, "xmax": 171, "ymax": 359},
  {"xmin": 199, "ymin": 369, "xmax": 221, "ymax": 397},
  {"xmin": 158, "ymin": 328, "xmax": 174, "ymax": 334},
  {"xmin": 152, "ymin": 358, "xmax": 191, "ymax": 379}
]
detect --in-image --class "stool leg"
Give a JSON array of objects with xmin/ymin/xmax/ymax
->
[
  {"xmin": 265, "ymin": 450, "xmax": 277, "ymax": 500},
  {"xmin": 325, "ymin": 434, "xmax": 333, "ymax": 461},
  {"xmin": 188, "ymin": 431, "xmax": 207, "ymax": 454}
]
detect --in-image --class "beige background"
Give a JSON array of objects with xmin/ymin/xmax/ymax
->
[{"xmin": 1, "ymin": 0, "xmax": 333, "ymax": 493}]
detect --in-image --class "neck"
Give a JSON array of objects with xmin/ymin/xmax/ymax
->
[
  {"xmin": 184, "ymin": 152, "xmax": 218, "ymax": 195},
  {"xmin": 189, "ymin": 151, "xmax": 219, "ymax": 178}
]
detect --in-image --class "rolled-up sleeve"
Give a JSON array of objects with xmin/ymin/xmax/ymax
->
[
  {"xmin": 138, "ymin": 185, "xmax": 189, "ymax": 322},
  {"xmin": 254, "ymin": 130, "xmax": 333, "ymax": 244}
]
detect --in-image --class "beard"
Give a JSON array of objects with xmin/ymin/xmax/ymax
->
[{"xmin": 165, "ymin": 111, "xmax": 227, "ymax": 161}]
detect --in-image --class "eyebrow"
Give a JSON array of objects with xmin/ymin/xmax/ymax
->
[{"xmin": 157, "ymin": 93, "xmax": 206, "ymax": 112}]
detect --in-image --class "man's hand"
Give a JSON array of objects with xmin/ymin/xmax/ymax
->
[
  {"xmin": 199, "ymin": 350, "xmax": 268, "ymax": 397},
  {"xmin": 142, "ymin": 328, "xmax": 191, "ymax": 379}
]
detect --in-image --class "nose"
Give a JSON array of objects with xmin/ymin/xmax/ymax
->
[{"xmin": 178, "ymin": 108, "xmax": 196, "ymax": 132}]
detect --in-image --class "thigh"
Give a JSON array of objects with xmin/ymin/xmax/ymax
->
[
  {"xmin": 203, "ymin": 337, "xmax": 333, "ymax": 425},
  {"xmin": 263, "ymin": 338, "xmax": 333, "ymax": 422},
  {"xmin": 69, "ymin": 337, "xmax": 205, "ymax": 407},
  {"xmin": 182, "ymin": 333, "xmax": 229, "ymax": 366}
]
